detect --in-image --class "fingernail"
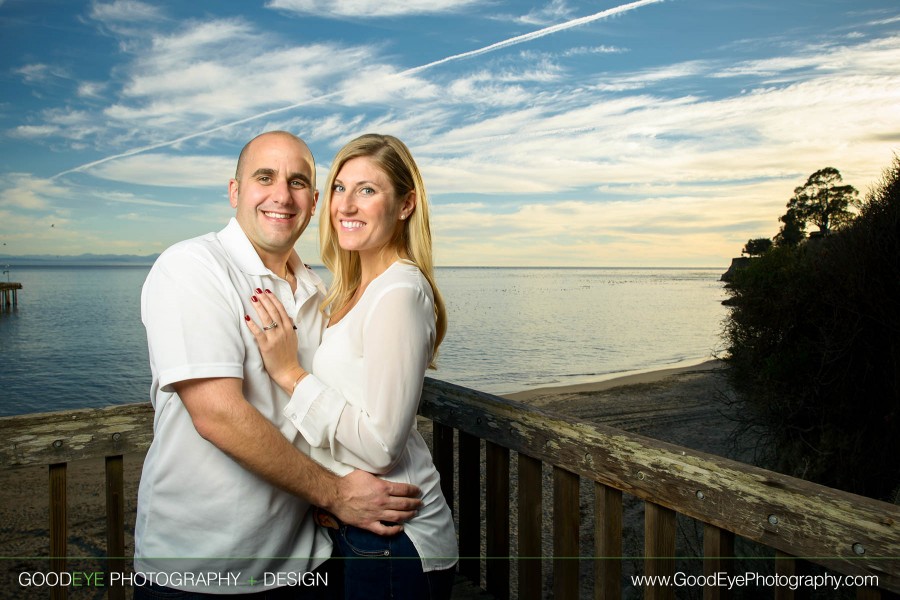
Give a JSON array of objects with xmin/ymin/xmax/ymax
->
[
  {"xmin": 255, "ymin": 288, "xmax": 263, "ymax": 294},
  {"xmin": 264, "ymin": 289, "xmax": 272, "ymax": 294},
  {"xmin": 251, "ymin": 296, "xmax": 258, "ymax": 302},
  {"xmin": 244, "ymin": 315, "xmax": 251, "ymax": 321}
]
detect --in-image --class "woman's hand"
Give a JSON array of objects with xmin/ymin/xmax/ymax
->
[{"xmin": 244, "ymin": 289, "xmax": 308, "ymax": 394}]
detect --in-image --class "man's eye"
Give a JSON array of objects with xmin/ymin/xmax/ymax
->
[
  {"xmin": 258, "ymin": 176, "xmax": 272, "ymax": 184},
  {"xmin": 290, "ymin": 180, "xmax": 307, "ymax": 188}
]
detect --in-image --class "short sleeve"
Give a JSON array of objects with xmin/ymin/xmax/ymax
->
[{"xmin": 141, "ymin": 246, "xmax": 246, "ymax": 392}]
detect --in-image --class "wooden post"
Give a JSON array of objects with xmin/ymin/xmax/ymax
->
[
  {"xmin": 486, "ymin": 441, "xmax": 510, "ymax": 600},
  {"xmin": 553, "ymin": 466, "xmax": 580, "ymax": 599},
  {"xmin": 457, "ymin": 431, "xmax": 481, "ymax": 584},
  {"xmin": 432, "ymin": 423, "xmax": 454, "ymax": 512},
  {"xmin": 49, "ymin": 462, "xmax": 68, "ymax": 600},
  {"xmin": 645, "ymin": 501, "xmax": 676, "ymax": 600},
  {"xmin": 105, "ymin": 455, "xmax": 126, "ymax": 600},
  {"xmin": 518, "ymin": 453, "xmax": 543, "ymax": 600},
  {"xmin": 595, "ymin": 483, "xmax": 623, "ymax": 600},
  {"xmin": 704, "ymin": 524, "xmax": 734, "ymax": 600}
]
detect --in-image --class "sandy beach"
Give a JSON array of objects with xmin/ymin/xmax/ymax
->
[{"xmin": 0, "ymin": 359, "xmax": 744, "ymax": 599}]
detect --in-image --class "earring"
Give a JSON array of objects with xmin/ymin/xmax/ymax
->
[{"xmin": 400, "ymin": 215, "xmax": 406, "ymax": 220}]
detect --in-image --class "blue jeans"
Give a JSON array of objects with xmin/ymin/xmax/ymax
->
[{"xmin": 329, "ymin": 526, "xmax": 455, "ymax": 600}]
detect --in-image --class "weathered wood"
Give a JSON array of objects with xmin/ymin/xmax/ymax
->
[
  {"xmin": 105, "ymin": 455, "xmax": 126, "ymax": 600},
  {"xmin": 645, "ymin": 501, "xmax": 676, "ymax": 600},
  {"xmin": 775, "ymin": 551, "xmax": 796, "ymax": 600},
  {"xmin": 418, "ymin": 378, "xmax": 900, "ymax": 594},
  {"xmin": 49, "ymin": 462, "xmax": 67, "ymax": 600},
  {"xmin": 457, "ymin": 430, "xmax": 481, "ymax": 583},
  {"xmin": 553, "ymin": 466, "xmax": 579, "ymax": 599},
  {"xmin": 1, "ymin": 282, "xmax": 22, "ymax": 309},
  {"xmin": 856, "ymin": 587, "xmax": 882, "ymax": 600},
  {"xmin": 3, "ymin": 379, "xmax": 900, "ymax": 597},
  {"xmin": 703, "ymin": 523, "xmax": 734, "ymax": 600},
  {"xmin": 518, "ymin": 453, "xmax": 543, "ymax": 600},
  {"xmin": 0, "ymin": 403, "xmax": 154, "ymax": 469},
  {"xmin": 433, "ymin": 422, "xmax": 454, "ymax": 512},
  {"xmin": 486, "ymin": 441, "xmax": 510, "ymax": 600},
  {"xmin": 595, "ymin": 482, "xmax": 623, "ymax": 600}
]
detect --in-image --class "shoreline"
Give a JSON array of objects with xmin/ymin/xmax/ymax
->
[{"xmin": 502, "ymin": 357, "xmax": 723, "ymax": 401}]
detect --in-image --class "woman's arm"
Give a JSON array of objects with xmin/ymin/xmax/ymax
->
[{"xmin": 247, "ymin": 284, "xmax": 435, "ymax": 474}]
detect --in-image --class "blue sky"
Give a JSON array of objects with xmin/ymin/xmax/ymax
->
[{"xmin": 1, "ymin": 0, "xmax": 898, "ymax": 266}]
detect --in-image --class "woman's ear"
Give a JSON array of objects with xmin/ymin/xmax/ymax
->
[{"xmin": 401, "ymin": 190, "xmax": 416, "ymax": 220}]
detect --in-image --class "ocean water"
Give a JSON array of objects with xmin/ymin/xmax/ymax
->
[{"xmin": 0, "ymin": 265, "xmax": 728, "ymax": 417}]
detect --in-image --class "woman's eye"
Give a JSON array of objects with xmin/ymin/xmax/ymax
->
[
  {"xmin": 360, "ymin": 187, "xmax": 375, "ymax": 195},
  {"xmin": 333, "ymin": 184, "xmax": 345, "ymax": 193}
]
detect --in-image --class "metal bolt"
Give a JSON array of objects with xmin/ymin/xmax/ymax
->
[
  {"xmin": 696, "ymin": 490, "xmax": 705, "ymax": 500},
  {"xmin": 767, "ymin": 514, "xmax": 779, "ymax": 525},
  {"xmin": 52, "ymin": 440, "xmax": 63, "ymax": 449},
  {"xmin": 637, "ymin": 471, "xmax": 646, "ymax": 480},
  {"xmin": 112, "ymin": 433, "xmax": 122, "ymax": 442},
  {"xmin": 852, "ymin": 543, "xmax": 866, "ymax": 556}
]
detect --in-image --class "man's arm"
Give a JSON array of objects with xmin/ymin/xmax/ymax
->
[{"xmin": 175, "ymin": 377, "xmax": 421, "ymax": 535}]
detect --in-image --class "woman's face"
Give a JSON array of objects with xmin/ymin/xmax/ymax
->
[{"xmin": 330, "ymin": 156, "xmax": 410, "ymax": 259}]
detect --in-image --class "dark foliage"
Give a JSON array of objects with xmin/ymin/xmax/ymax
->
[
  {"xmin": 742, "ymin": 237, "xmax": 772, "ymax": 257},
  {"xmin": 723, "ymin": 157, "xmax": 900, "ymax": 501}
]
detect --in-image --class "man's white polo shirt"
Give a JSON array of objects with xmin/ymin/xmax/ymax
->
[{"xmin": 135, "ymin": 218, "xmax": 330, "ymax": 594}]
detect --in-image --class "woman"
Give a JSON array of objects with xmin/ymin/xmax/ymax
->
[{"xmin": 246, "ymin": 134, "xmax": 458, "ymax": 599}]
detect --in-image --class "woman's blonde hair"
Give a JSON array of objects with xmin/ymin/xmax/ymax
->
[{"xmin": 320, "ymin": 133, "xmax": 446, "ymax": 367}]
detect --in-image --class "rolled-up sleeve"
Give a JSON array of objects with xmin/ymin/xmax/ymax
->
[{"xmin": 285, "ymin": 283, "xmax": 434, "ymax": 474}]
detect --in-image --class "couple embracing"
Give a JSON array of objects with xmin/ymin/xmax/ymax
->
[{"xmin": 136, "ymin": 131, "xmax": 458, "ymax": 599}]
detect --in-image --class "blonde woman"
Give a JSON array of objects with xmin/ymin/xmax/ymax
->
[{"xmin": 246, "ymin": 134, "xmax": 457, "ymax": 599}]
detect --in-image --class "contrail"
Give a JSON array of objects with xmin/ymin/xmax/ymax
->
[
  {"xmin": 402, "ymin": 0, "xmax": 664, "ymax": 76},
  {"xmin": 52, "ymin": 0, "xmax": 664, "ymax": 179}
]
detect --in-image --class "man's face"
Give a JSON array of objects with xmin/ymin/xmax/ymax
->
[{"xmin": 228, "ymin": 133, "xmax": 318, "ymax": 261}]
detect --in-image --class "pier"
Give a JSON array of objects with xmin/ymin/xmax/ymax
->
[{"xmin": 0, "ymin": 282, "xmax": 22, "ymax": 310}]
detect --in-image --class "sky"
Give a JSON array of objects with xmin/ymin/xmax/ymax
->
[{"xmin": 1, "ymin": 0, "xmax": 898, "ymax": 267}]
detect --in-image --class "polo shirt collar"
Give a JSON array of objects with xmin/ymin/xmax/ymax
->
[{"xmin": 218, "ymin": 217, "xmax": 324, "ymax": 293}]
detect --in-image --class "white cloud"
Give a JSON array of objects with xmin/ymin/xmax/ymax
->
[
  {"xmin": 90, "ymin": 153, "xmax": 235, "ymax": 189},
  {"xmin": 514, "ymin": 0, "xmax": 574, "ymax": 26},
  {"xmin": 15, "ymin": 63, "xmax": 70, "ymax": 85},
  {"xmin": 265, "ymin": 0, "xmax": 480, "ymax": 18},
  {"xmin": 90, "ymin": 0, "xmax": 165, "ymax": 23},
  {"xmin": 0, "ymin": 175, "xmax": 57, "ymax": 211}
]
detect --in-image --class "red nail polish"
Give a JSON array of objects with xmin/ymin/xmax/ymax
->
[
  {"xmin": 255, "ymin": 288, "xmax": 263, "ymax": 294},
  {"xmin": 251, "ymin": 296, "xmax": 258, "ymax": 302},
  {"xmin": 244, "ymin": 315, "xmax": 251, "ymax": 321},
  {"xmin": 264, "ymin": 289, "xmax": 272, "ymax": 294}
]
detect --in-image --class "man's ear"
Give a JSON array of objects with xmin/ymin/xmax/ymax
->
[
  {"xmin": 228, "ymin": 179, "xmax": 239, "ymax": 208},
  {"xmin": 312, "ymin": 188, "xmax": 319, "ymax": 215}
]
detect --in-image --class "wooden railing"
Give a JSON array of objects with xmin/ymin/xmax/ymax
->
[{"xmin": 1, "ymin": 380, "xmax": 898, "ymax": 599}]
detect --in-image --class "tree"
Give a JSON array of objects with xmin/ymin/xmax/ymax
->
[
  {"xmin": 785, "ymin": 167, "xmax": 860, "ymax": 234},
  {"xmin": 742, "ymin": 237, "xmax": 772, "ymax": 256},
  {"xmin": 774, "ymin": 207, "xmax": 806, "ymax": 247}
]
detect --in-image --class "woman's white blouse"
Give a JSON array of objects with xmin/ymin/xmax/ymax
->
[{"xmin": 284, "ymin": 260, "xmax": 458, "ymax": 571}]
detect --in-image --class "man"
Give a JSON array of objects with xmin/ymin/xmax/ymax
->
[{"xmin": 135, "ymin": 131, "xmax": 421, "ymax": 598}]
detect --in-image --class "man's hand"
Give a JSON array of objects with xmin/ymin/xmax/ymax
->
[{"xmin": 329, "ymin": 470, "xmax": 423, "ymax": 536}]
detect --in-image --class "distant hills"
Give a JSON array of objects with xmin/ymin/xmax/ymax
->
[{"xmin": 0, "ymin": 253, "xmax": 160, "ymax": 267}]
